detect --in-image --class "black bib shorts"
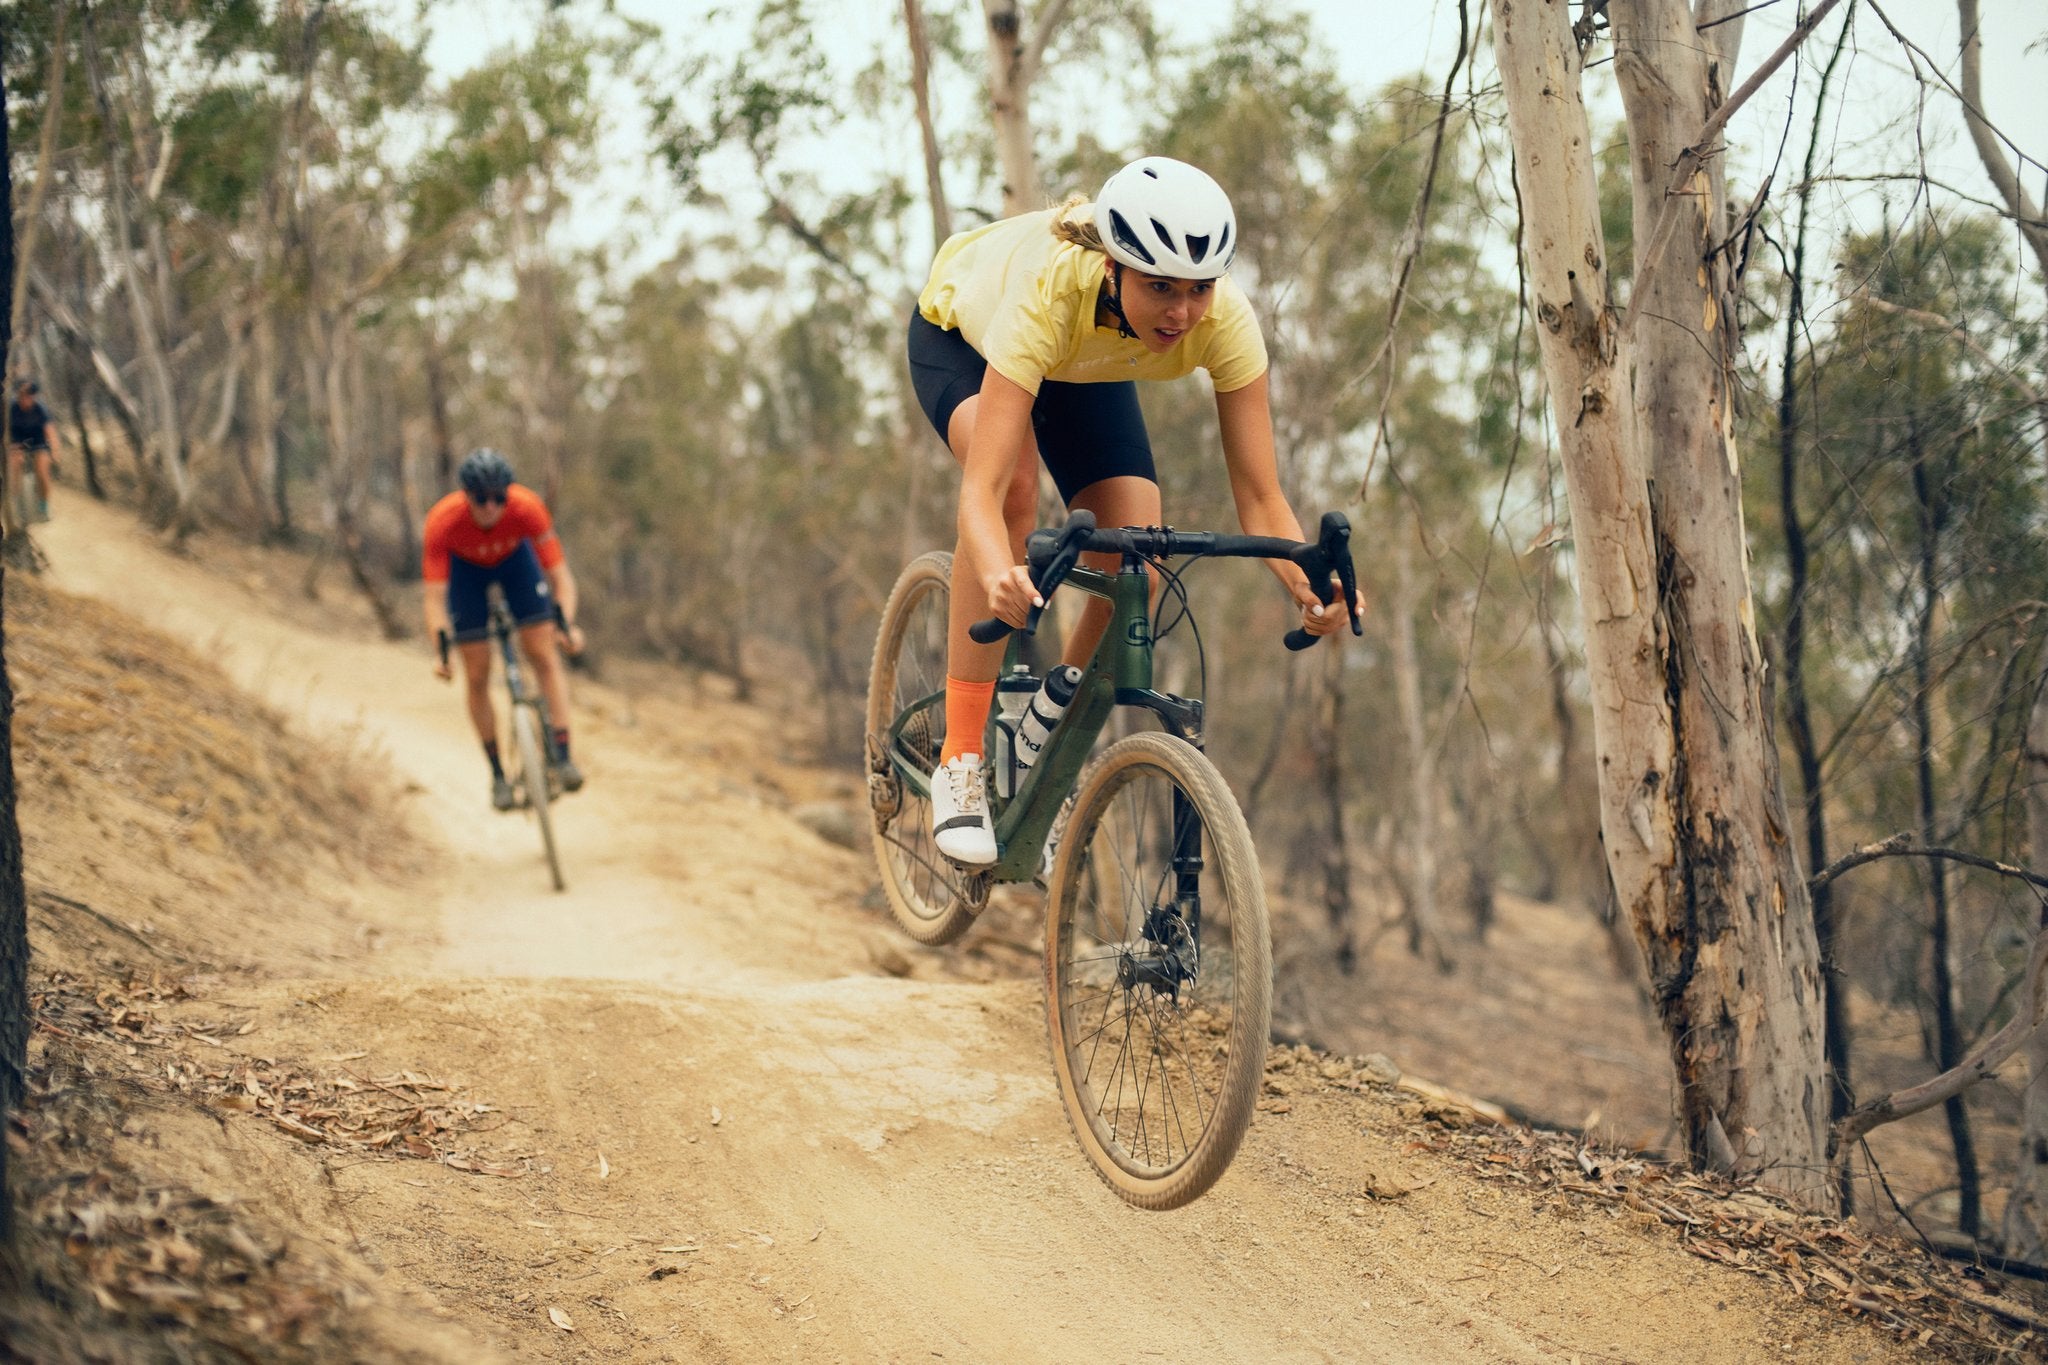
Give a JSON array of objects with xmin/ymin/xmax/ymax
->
[{"xmin": 906, "ymin": 310, "xmax": 1157, "ymax": 505}]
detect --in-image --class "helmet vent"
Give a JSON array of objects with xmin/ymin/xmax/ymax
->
[
  {"xmin": 1150, "ymin": 218, "xmax": 1176, "ymax": 254},
  {"xmin": 1142, "ymin": 166, "xmax": 1159, "ymax": 178},
  {"xmin": 1107, "ymin": 209, "xmax": 1157, "ymax": 266},
  {"xmin": 1217, "ymin": 223, "xmax": 1232, "ymax": 259},
  {"xmin": 1185, "ymin": 233, "xmax": 1210, "ymax": 264}
]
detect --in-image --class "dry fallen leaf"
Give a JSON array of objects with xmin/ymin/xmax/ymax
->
[
  {"xmin": 598, "ymin": 1152, "xmax": 611, "ymax": 1180},
  {"xmin": 548, "ymin": 1306, "xmax": 574, "ymax": 1332}
]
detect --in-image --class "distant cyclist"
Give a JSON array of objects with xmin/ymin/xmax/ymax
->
[
  {"xmin": 422, "ymin": 449, "xmax": 587, "ymax": 809},
  {"xmin": 8, "ymin": 379, "xmax": 61, "ymax": 523},
  {"xmin": 907, "ymin": 156, "xmax": 1365, "ymax": 864}
]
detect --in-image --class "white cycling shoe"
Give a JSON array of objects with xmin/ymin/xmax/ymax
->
[{"xmin": 930, "ymin": 753, "xmax": 998, "ymax": 866}]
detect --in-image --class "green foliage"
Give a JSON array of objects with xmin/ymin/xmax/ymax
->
[{"xmin": 167, "ymin": 83, "xmax": 280, "ymax": 221}]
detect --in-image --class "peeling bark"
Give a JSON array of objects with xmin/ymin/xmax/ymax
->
[{"xmin": 1497, "ymin": 0, "xmax": 1831, "ymax": 1206}]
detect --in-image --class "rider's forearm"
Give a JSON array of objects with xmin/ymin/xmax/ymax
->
[
  {"xmin": 547, "ymin": 563, "xmax": 579, "ymax": 625},
  {"xmin": 422, "ymin": 583, "xmax": 451, "ymax": 640},
  {"xmin": 1231, "ymin": 490, "xmax": 1317, "ymax": 598},
  {"xmin": 957, "ymin": 480, "xmax": 1016, "ymax": 584},
  {"xmin": 1214, "ymin": 375, "xmax": 1315, "ymax": 599}
]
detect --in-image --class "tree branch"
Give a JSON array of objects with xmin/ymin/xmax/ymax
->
[
  {"xmin": 1018, "ymin": 0, "xmax": 1075, "ymax": 91},
  {"xmin": 1624, "ymin": 0, "xmax": 1844, "ymax": 341},
  {"xmin": 1834, "ymin": 924, "xmax": 2048, "ymax": 1153},
  {"xmin": 1808, "ymin": 831, "xmax": 2048, "ymax": 893},
  {"xmin": 1952, "ymin": 0, "xmax": 2048, "ymax": 283}
]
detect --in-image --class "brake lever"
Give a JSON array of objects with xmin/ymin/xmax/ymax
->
[
  {"xmin": 969, "ymin": 511, "xmax": 1097, "ymax": 643},
  {"xmin": 1282, "ymin": 512, "xmax": 1358, "ymax": 652}
]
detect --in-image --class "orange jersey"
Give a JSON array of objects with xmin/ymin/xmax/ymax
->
[{"xmin": 422, "ymin": 484, "xmax": 564, "ymax": 583}]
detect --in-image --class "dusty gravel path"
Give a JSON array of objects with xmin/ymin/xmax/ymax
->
[{"xmin": 37, "ymin": 498, "xmax": 1907, "ymax": 1364}]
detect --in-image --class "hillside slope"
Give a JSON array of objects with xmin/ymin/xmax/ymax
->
[{"xmin": 0, "ymin": 496, "xmax": 1986, "ymax": 1362}]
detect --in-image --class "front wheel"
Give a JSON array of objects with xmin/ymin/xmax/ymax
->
[
  {"xmin": 1044, "ymin": 732, "xmax": 1271, "ymax": 1210},
  {"xmin": 865, "ymin": 551, "xmax": 984, "ymax": 945},
  {"xmin": 512, "ymin": 702, "xmax": 565, "ymax": 892}
]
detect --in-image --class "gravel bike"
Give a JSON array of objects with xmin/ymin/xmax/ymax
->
[
  {"xmin": 442, "ymin": 591, "xmax": 567, "ymax": 891},
  {"xmin": 865, "ymin": 510, "xmax": 1359, "ymax": 1209}
]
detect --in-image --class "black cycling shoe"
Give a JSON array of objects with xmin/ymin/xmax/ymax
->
[
  {"xmin": 553, "ymin": 757, "xmax": 585, "ymax": 793},
  {"xmin": 491, "ymin": 774, "xmax": 517, "ymax": 811}
]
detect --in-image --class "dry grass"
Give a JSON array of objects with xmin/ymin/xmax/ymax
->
[
  {"xmin": 8, "ymin": 573, "xmax": 424, "ymax": 974},
  {"xmin": 1, "ymin": 574, "xmax": 468, "ymax": 1363}
]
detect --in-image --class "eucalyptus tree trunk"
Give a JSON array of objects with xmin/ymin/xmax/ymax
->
[
  {"xmin": 1956, "ymin": 0, "xmax": 2048, "ymax": 1258},
  {"xmin": 250, "ymin": 306, "xmax": 289, "ymax": 535},
  {"xmin": 2011, "ymin": 683, "xmax": 2048, "ymax": 1259},
  {"xmin": 1778, "ymin": 11, "xmax": 1856, "ymax": 1213},
  {"xmin": 509, "ymin": 175, "xmax": 569, "ymax": 503},
  {"xmin": 1390, "ymin": 528, "xmax": 1446, "ymax": 968},
  {"xmin": 1313, "ymin": 632, "xmax": 1354, "ymax": 974},
  {"xmin": 8, "ymin": 0, "xmax": 66, "ymax": 365},
  {"xmin": 1495, "ymin": 0, "xmax": 1830, "ymax": 1206},
  {"xmin": 1907, "ymin": 429, "xmax": 1980, "ymax": 1239},
  {"xmin": 79, "ymin": 1, "xmax": 188, "ymax": 520},
  {"xmin": 903, "ymin": 0, "xmax": 952, "ymax": 243},
  {"xmin": 0, "ymin": 28, "xmax": 28, "ymax": 1239},
  {"xmin": 980, "ymin": 0, "xmax": 1069, "ymax": 215},
  {"xmin": 57, "ymin": 343, "xmax": 104, "ymax": 500},
  {"xmin": 424, "ymin": 335, "xmax": 456, "ymax": 490}
]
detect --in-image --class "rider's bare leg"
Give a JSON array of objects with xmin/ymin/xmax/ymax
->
[
  {"xmin": 517, "ymin": 622, "xmax": 572, "ymax": 733},
  {"xmin": 458, "ymin": 640, "xmax": 496, "ymax": 746},
  {"xmin": 32, "ymin": 449, "xmax": 52, "ymax": 505},
  {"xmin": 1060, "ymin": 475, "xmax": 1163, "ymax": 669},
  {"xmin": 941, "ymin": 391, "xmax": 1041, "ymax": 686}
]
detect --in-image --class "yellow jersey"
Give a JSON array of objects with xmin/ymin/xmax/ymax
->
[{"xmin": 916, "ymin": 208, "xmax": 1268, "ymax": 396}]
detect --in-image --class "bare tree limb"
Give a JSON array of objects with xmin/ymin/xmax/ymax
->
[
  {"xmin": 1623, "ymin": 0, "xmax": 1844, "ymax": 342},
  {"xmin": 1953, "ymin": 0, "xmax": 2048, "ymax": 281},
  {"xmin": 1850, "ymin": 291, "xmax": 2048, "ymax": 436},
  {"xmin": 1018, "ymin": 0, "xmax": 1075, "ymax": 93},
  {"xmin": 1808, "ymin": 831, "xmax": 2048, "ymax": 894},
  {"xmin": 1356, "ymin": 0, "xmax": 1472, "ymax": 496},
  {"xmin": 1833, "ymin": 925, "xmax": 2048, "ymax": 1153},
  {"xmin": 28, "ymin": 265, "xmax": 146, "ymax": 443},
  {"xmin": 1801, "ymin": 172, "xmax": 2048, "ymax": 228}
]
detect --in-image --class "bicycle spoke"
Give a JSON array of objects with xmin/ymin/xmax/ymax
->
[{"xmin": 1049, "ymin": 736, "xmax": 1269, "ymax": 1203}]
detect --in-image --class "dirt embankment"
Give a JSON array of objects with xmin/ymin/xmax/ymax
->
[{"xmin": 0, "ymin": 496, "xmax": 2019, "ymax": 1362}]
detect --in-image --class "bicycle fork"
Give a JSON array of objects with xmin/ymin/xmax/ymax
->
[{"xmin": 1116, "ymin": 692, "xmax": 1208, "ymax": 999}]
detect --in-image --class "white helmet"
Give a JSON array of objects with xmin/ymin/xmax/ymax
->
[{"xmin": 1095, "ymin": 157, "xmax": 1238, "ymax": 280}]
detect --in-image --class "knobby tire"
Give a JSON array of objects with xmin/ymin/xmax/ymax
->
[
  {"xmin": 866, "ymin": 551, "xmax": 982, "ymax": 945},
  {"xmin": 1043, "ymin": 732, "xmax": 1271, "ymax": 1210},
  {"xmin": 513, "ymin": 702, "xmax": 565, "ymax": 892}
]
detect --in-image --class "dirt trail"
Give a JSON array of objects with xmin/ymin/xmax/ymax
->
[{"xmin": 32, "ymin": 498, "xmax": 1908, "ymax": 1363}]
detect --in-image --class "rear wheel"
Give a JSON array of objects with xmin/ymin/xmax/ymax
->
[
  {"xmin": 1044, "ymin": 732, "xmax": 1270, "ymax": 1210},
  {"xmin": 865, "ymin": 551, "xmax": 984, "ymax": 944},
  {"xmin": 512, "ymin": 702, "xmax": 565, "ymax": 892}
]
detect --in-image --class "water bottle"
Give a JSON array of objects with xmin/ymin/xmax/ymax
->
[
  {"xmin": 991, "ymin": 666, "xmax": 1038, "ymax": 799},
  {"xmin": 1014, "ymin": 665, "xmax": 1081, "ymax": 774}
]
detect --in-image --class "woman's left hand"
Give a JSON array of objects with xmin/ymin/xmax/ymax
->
[{"xmin": 1293, "ymin": 581, "xmax": 1368, "ymax": 639}]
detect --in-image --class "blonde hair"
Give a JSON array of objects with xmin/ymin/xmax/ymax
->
[{"xmin": 1049, "ymin": 194, "xmax": 1104, "ymax": 253}]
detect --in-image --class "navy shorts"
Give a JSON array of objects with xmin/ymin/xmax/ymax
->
[
  {"xmin": 446, "ymin": 540, "xmax": 554, "ymax": 643},
  {"xmin": 906, "ymin": 310, "xmax": 1156, "ymax": 505}
]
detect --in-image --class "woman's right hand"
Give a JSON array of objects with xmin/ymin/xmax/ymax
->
[{"xmin": 982, "ymin": 563, "xmax": 1043, "ymax": 628}]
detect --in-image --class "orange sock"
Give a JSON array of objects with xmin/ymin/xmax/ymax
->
[{"xmin": 938, "ymin": 676, "xmax": 996, "ymax": 766}]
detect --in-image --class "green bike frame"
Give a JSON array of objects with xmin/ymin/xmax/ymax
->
[{"xmin": 882, "ymin": 553, "xmax": 1205, "ymax": 884}]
